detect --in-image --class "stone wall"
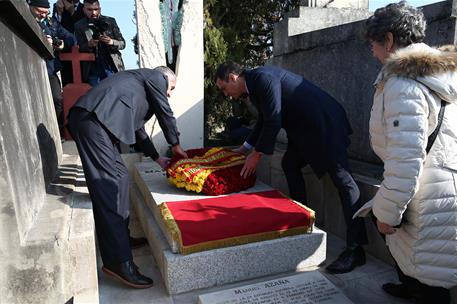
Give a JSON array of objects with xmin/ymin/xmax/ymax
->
[
  {"xmin": 136, "ymin": 0, "xmax": 204, "ymax": 155},
  {"xmin": 0, "ymin": 0, "xmax": 61, "ymax": 245},
  {"xmin": 301, "ymin": 0, "xmax": 368, "ymax": 9},
  {"xmin": 272, "ymin": 0, "xmax": 457, "ymax": 164},
  {"xmin": 0, "ymin": 1, "xmax": 97, "ymax": 303}
]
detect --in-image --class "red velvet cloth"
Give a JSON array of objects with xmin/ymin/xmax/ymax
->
[{"xmin": 164, "ymin": 190, "xmax": 314, "ymax": 247}]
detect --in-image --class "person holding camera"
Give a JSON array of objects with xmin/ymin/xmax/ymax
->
[
  {"xmin": 28, "ymin": 0, "xmax": 75, "ymax": 139},
  {"xmin": 74, "ymin": 0, "xmax": 125, "ymax": 86}
]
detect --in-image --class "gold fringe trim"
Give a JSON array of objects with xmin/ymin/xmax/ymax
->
[
  {"xmin": 277, "ymin": 191, "xmax": 316, "ymax": 226},
  {"xmin": 180, "ymin": 225, "xmax": 313, "ymax": 255},
  {"xmin": 159, "ymin": 191, "xmax": 317, "ymax": 255},
  {"xmin": 159, "ymin": 203, "xmax": 183, "ymax": 245}
]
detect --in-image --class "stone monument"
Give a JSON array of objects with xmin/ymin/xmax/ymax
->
[
  {"xmin": 135, "ymin": 0, "xmax": 204, "ymax": 155},
  {"xmin": 0, "ymin": 1, "xmax": 97, "ymax": 303}
]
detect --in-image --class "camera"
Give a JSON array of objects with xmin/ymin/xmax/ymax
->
[
  {"xmin": 52, "ymin": 37, "xmax": 63, "ymax": 47},
  {"xmin": 38, "ymin": 20, "xmax": 63, "ymax": 48},
  {"xmin": 88, "ymin": 18, "xmax": 110, "ymax": 40}
]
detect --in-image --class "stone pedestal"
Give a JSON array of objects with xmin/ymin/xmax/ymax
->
[{"xmin": 130, "ymin": 160, "xmax": 326, "ymax": 294}]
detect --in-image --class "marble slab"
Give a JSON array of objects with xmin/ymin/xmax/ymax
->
[
  {"xmin": 133, "ymin": 160, "xmax": 277, "ymax": 252},
  {"xmin": 198, "ymin": 271, "xmax": 353, "ymax": 304},
  {"xmin": 131, "ymin": 183, "xmax": 326, "ymax": 294}
]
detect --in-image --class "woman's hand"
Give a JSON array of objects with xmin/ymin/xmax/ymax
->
[{"xmin": 377, "ymin": 219, "xmax": 396, "ymax": 235}]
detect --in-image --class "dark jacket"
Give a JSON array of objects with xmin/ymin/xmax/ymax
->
[
  {"xmin": 70, "ymin": 69, "xmax": 180, "ymax": 160},
  {"xmin": 38, "ymin": 16, "xmax": 75, "ymax": 75},
  {"xmin": 74, "ymin": 15, "xmax": 125, "ymax": 80},
  {"xmin": 244, "ymin": 66, "xmax": 352, "ymax": 177},
  {"xmin": 52, "ymin": 2, "xmax": 85, "ymax": 33}
]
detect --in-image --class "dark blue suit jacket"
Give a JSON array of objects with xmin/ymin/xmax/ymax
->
[
  {"xmin": 244, "ymin": 66, "xmax": 352, "ymax": 177},
  {"xmin": 71, "ymin": 68, "xmax": 180, "ymax": 160}
]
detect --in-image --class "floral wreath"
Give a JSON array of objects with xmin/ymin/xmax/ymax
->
[{"xmin": 167, "ymin": 147, "xmax": 256, "ymax": 195}]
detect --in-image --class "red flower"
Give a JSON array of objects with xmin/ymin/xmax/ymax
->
[{"xmin": 167, "ymin": 148, "xmax": 256, "ymax": 195}]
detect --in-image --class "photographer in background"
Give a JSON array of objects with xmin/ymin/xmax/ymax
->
[
  {"xmin": 74, "ymin": 0, "xmax": 125, "ymax": 86},
  {"xmin": 53, "ymin": 0, "xmax": 84, "ymax": 33},
  {"xmin": 53, "ymin": 0, "xmax": 84, "ymax": 86},
  {"xmin": 28, "ymin": 0, "xmax": 75, "ymax": 139}
]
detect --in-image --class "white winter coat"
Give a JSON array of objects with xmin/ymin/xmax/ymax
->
[{"xmin": 362, "ymin": 43, "xmax": 457, "ymax": 288}]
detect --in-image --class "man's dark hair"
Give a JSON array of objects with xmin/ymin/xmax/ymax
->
[
  {"xmin": 83, "ymin": 0, "xmax": 99, "ymax": 4},
  {"xmin": 215, "ymin": 61, "xmax": 245, "ymax": 81}
]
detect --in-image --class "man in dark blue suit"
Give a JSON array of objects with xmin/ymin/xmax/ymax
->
[
  {"xmin": 216, "ymin": 62, "xmax": 368, "ymax": 274},
  {"xmin": 67, "ymin": 66, "xmax": 187, "ymax": 288}
]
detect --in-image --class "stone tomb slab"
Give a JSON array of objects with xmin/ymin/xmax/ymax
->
[
  {"xmin": 131, "ymin": 160, "xmax": 327, "ymax": 294},
  {"xmin": 132, "ymin": 160, "xmax": 273, "ymax": 252},
  {"xmin": 198, "ymin": 271, "xmax": 353, "ymax": 304}
]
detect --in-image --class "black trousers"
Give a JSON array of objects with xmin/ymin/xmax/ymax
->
[
  {"xmin": 371, "ymin": 215, "xmax": 451, "ymax": 303},
  {"xmin": 67, "ymin": 108, "xmax": 132, "ymax": 266},
  {"xmin": 396, "ymin": 264, "xmax": 450, "ymax": 303},
  {"xmin": 281, "ymin": 146, "xmax": 367, "ymax": 246},
  {"xmin": 49, "ymin": 73, "xmax": 64, "ymax": 136}
]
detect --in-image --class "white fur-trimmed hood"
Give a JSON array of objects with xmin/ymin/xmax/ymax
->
[{"xmin": 379, "ymin": 43, "xmax": 457, "ymax": 103}]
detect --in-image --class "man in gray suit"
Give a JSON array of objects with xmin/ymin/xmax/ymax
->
[{"xmin": 67, "ymin": 66, "xmax": 187, "ymax": 288}]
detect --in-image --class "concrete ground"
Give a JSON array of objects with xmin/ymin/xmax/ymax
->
[
  {"xmin": 62, "ymin": 141, "xmax": 410, "ymax": 304},
  {"xmin": 97, "ymin": 233, "xmax": 411, "ymax": 304}
]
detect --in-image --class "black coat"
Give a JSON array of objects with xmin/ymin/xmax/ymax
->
[
  {"xmin": 52, "ymin": 2, "xmax": 85, "ymax": 33},
  {"xmin": 38, "ymin": 16, "xmax": 75, "ymax": 75},
  {"xmin": 71, "ymin": 69, "xmax": 180, "ymax": 160},
  {"xmin": 74, "ymin": 15, "xmax": 125, "ymax": 80},
  {"xmin": 244, "ymin": 66, "xmax": 352, "ymax": 177}
]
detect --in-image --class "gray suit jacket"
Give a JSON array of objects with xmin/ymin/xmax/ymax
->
[{"xmin": 71, "ymin": 69, "xmax": 180, "ymax": 160}]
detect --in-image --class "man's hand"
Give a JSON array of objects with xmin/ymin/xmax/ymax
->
[
  {"xmin": 232, "ymin": 145, "xmax": 249, "ymax": 155},
  {"xmin": 99, "ymin": 35, "xmax": 113, "ymax": 45},
  {"xmin": 240, "ymin": 150, "xmax": 262, "ymax": 179},
  {"xmin": 377, "ymin": 220, "xmax": 396, "ymax": 235},
  {"xmin": 54, "ymin": 41, "xmax": 64, "ymax": 50},
  {"xmin": 155, "ymin": 156, "xmax": 170, "ymax": 170},
  {"xmin": 172, "ymin": 144, "xmax": 188, "ymax": 158},
  {"xmin": 88, "ymin": 38, "xmax": 98, "ymax": 48},
  {"xmin": 46, "ymin": 35, "xmax": 53, "ymax": 48}
]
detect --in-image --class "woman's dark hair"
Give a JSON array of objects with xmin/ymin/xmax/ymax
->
[
  {"xmin": 365, "ymin": 1, "xmax": 426, "ymax": 47},
  {"xmin": 215, "ymin": 61, "xmax": 245, "ymax": 81}
]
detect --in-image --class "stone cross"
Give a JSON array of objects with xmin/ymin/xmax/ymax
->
[
  {"xmin": 59, "ymin": 46, "xmax": 95, "ymax": 139},
  {"xmin": 59, "ymin": 45, "xmax": 95, "ymax": 85}
]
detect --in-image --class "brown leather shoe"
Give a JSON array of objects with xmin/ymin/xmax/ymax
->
[
  {"xmin": 129, "ymin": 236, "xmax": 148, "ymax": 249},
  {"xmin": 102, "ymin": 260, "xmax": 153, "ymax": 289}
]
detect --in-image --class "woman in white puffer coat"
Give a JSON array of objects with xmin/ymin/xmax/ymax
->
[{"xmin": 359, "ymin": 2, "xmax": 457, "ymax": 303}]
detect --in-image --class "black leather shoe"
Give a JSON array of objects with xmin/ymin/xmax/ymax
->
[
  {"xmin": 129, "ymin": 236, "xmax": 148, "ymax": 249},
  {"xmin": 326, "ymin": 245, "xmax": 366, "ymax": 274},
  {"xmin": 102, "ymin": 260, "xmax": 154, "ymax": 289},
  {"xmin": 382, "ymin": 283, "xmax": 414, "ymax": 299}
]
